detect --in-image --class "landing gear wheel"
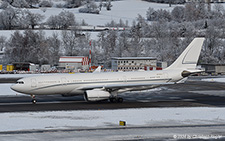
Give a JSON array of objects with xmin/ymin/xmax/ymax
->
[
  {"xmin": 31, "ymin": 95, "xmax": 36, "ymax": 104},
  {"xmin": 117, "ymin": 97, "xmax": 123, "ymax": 103},
  {"xmin": 109, "ymin": 97, "xmax": 123, "ymax": 103},
  {"xmin": 32, "ymin": 99, "xmax": 37, "ymax": 104},
  {"xmin": 109, "ymin": 97, "xmax": 117, "ymax": 103}
]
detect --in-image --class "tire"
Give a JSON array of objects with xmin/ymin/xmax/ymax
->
[
  {"xmin": 117, "ymin": 98, "xmax": 123, "ymax": 103},
  {"xmin": 109, "ymin": 98, "xmax": 117, "ymax": 103},
  {"xmin": 32, "ymin": 99, "xmax": 36, "ymax": 104}
]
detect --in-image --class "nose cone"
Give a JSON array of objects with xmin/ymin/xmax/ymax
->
[
  {"xmin": 10, "ymin": 84, "xmax": 20, "ymax": 92},
  {"xmin": 11, "ymin": 83, "xmax": 26, "ymax": 94}
]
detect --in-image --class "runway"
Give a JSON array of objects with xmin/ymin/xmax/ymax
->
[{"xmin": 0, "ymin": 76, "xmax": 225, "ymax": 113}]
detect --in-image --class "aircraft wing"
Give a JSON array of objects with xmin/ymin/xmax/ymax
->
[{"xmin": 77, "ymin": 82, "xmax": 175, "ymax": 91}]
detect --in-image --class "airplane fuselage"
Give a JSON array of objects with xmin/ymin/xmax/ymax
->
[{"xmin": 11, "ymin": 69, "xmax": 183, "ymax": 96}]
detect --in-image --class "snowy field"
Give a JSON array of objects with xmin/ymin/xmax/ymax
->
[
  {"xmin": 29, "ymin": 0, "xmax": 180, "ymax": 26},
  {"xmin": 0, "ymin": 0, "xmax": 225, "ymax": 40},
  {"xmin": 0, "ymin": 0, "xmax": 181, "ymax": 40},
  {"xmin": 1, "ymin": 107, "xmax": 225, "ymax": 133}
]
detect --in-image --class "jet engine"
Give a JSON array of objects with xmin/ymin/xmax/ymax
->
[{"xmin": 84, "ymin": 89, "xmax": 111, "ymax": 101}]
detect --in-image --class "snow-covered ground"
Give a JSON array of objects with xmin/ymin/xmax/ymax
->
[
  {"xmin": 1, "ymin": 0, "xmax": 225, "ymax": 41},
  {"xmin": 30, "ymin": 0, "xmax": 180, "ymax": 26},
  {"xmin": 0, "ymin": 0, "xmax": 181, "ymax": 40},
  {"xmin": 0, "ymin": 107, "xmax": 225, "ymax": 133}
]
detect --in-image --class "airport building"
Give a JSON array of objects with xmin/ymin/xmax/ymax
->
[
  {"xmin": 201, "ymin": 64, "xmax": 225, "ymax": 75},
  {"xmin": 111, "ymin": 57, "xmax": 167, "ymax": 71},
  {"xmin": 58, "ymin": 56, "xmax": 89, "ymax": 70}
]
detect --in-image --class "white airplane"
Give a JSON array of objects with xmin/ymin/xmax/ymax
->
[{"xmin": 11, "ymin": 38, "xmax": 205, "ymax": 104}]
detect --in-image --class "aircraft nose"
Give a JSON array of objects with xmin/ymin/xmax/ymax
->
[
  {"xmin": 10, "ymin": 84, "xmax": 23, "ymax": 93},
  {"xmin": 10, "ymin": 84, "xmax": 17, "ymax": 91}
]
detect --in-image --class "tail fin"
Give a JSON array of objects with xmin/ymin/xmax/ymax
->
[{"xmin": 165, "ymin": 38, "xmax": 205, "ymax": 71}]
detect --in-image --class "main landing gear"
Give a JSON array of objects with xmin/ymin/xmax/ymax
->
[
  {"xmin": 31, "ymin": 95, "xmax": 36, "ymax": 104},
  {"xmin": 109, "ymin": 97, "xmax": 123, "ymax": 103}
]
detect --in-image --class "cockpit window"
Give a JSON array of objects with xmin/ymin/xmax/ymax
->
[{"xmin": 17, "ymin": 81, "xmax": 24, "ymax": 84}]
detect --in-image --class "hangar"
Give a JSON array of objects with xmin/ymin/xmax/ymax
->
[{"xmin": 58, "ymin": 56, "xmax": 89, "ymax": 70}]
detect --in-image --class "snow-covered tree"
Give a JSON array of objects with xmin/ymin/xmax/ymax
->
[
  {"xmin": 0, "ymin": 1, "xmax": 10, "ymax": 9},
  {"xmin": 39, "ymin": 0, "xmax": 53, "ymax": 7},
  {"xmin": 11, "ymin": 0, "xmax": 29, "ymax": 8},
  {"xmin": 79, "ymin": 1, "xmax": 99, "ymax": 14},
  {"xmin": 0, "ymin": 7, "xmax": 19, "ymax": 30},
  {"xmin": 5, "ymin": 30, "xmax": 50, "ymax": 64},
  {"xmin": 61, "ymin": 30, "xmax": 78, "ymax": 56},
  {"xmin": 116, "ymin": 31, "xmax": 130, "ymax": 57},
  {"xmin": 58, "ymin": 11, "xmax": 76, "ymax": 29},
  {"xmin": 65, "ymin": 0, "xmax": 84, "ymax": 8},
  {"xmin": 25, "ymin": 0, "xmax": 39, "ymax": 7},
  {"xmin": 171, "ymin": 6, "xmax": 185, "ymax": 23},
  {"xmin": 25, "ymin": 11, "xmax": 44, "ymax": 29},
  {"xmin": 146, "ymin": 7, "xmax": 156, "ymax": 21},
  {"xmin": 0, "ymin": 36, "xmax": 6, "ymax": 52},
  {"xmin": 47, "ymin": 32, "xmax": 61, "ymax": 65},
  {"xmin": 46, "ymin": 15, "xmax": 58, "ymax": 29},
  {"xmin": 46, "ymin": 11, "xmax": 75, "ymax": 29}
]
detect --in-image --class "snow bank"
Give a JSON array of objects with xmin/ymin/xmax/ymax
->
[{"xmin": 1, "ymin": 107, "xmax": 225, "ymax": 132}]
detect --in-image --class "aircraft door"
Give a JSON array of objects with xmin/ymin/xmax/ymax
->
[{"xmin": 31, "ymin": 78, "xmax": 37, "ymax": 88}]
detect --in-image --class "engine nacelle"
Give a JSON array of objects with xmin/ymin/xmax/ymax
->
[{"xmin": 84, "ymin": 89, "xmax": 110, "ymax": 101}]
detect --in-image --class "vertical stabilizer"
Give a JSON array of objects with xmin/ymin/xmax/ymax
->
[{"xmin": 165, "ymin": 38, "xmax": 205, "ymax": 71}]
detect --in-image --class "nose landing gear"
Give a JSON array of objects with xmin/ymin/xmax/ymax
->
[{"xmin": 31, "ymin": 95, "xmax": 36, "ymax": 104}]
